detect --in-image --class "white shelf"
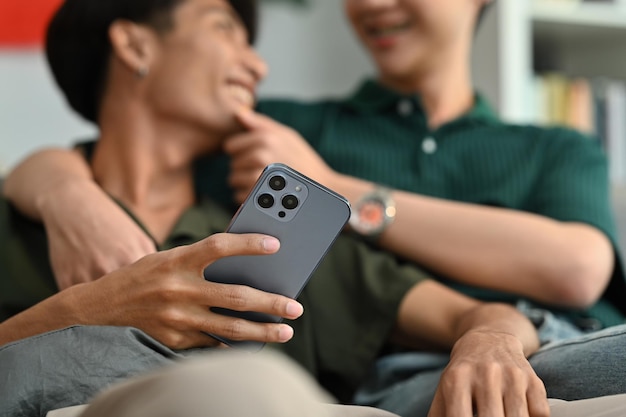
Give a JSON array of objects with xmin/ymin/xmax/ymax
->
[
  {"xmin": 532, "ymin": 2, "xmax": 626, "ymax": 46},
  {"xmin": 532, "ymin": 2, "xmax": 626, "ymax": 29}
]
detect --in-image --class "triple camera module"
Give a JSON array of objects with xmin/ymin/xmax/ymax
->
[{"xmin": 257, "ymin": 175, "xmax": 299, "ymax": 211}]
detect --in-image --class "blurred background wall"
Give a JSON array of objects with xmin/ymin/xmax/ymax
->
[{"xmin": 1, "ymin": 0, "xmax": 626, "ymax": 180}]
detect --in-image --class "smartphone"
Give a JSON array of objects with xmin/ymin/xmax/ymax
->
[{"xmin": 203, "ymin": 163, "xmax": 351, "ymax": 351}]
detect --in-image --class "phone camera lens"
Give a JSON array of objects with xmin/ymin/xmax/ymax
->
[
  {"xmin": 282, "ymin": 194, "xmax": 299, "ymax": 210},
  {"xmin": 258, "ymin": 193, "xmax": 275, "ymax": 209},
  {"xmin": 269, "ymin": 175, "xmax": 286, "ymax": 191}
]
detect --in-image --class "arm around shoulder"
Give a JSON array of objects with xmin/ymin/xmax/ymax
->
[
  {"xmin": 4, "ymin": 148, "xmax": 93, "ymax": 220},
  {"xmin": 3, "ymin": 147, "xmax": 157, "ymax": 288}
]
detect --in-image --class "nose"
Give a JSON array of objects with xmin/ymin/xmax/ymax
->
[
  {"xmin": 350, "ymin": 0, "xmax": 398, "ymax": 10},
  {"xmin": 244, "ymin": 48, "xmax": 268, "ymax": 83},
  {"xmin": 366, "ymin": 0, "xmax": 396, "ymax": 5},
  {"xmin": 345, "ymin": 0, "xmax": 400, "ymax": 21}
]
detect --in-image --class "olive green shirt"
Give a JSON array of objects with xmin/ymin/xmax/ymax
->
[
  {"xmin": 0, "ymin": 196, "xmax": 425, "ymax": 401},
  {"xmin": 195, "ymin": 79, "xmax": 626, "ymax": 326}
]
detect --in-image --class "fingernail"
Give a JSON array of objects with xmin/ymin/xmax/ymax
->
[
  {"xmin": 262, "ymin": 237, "xmax": 280, "ymax": 252},
  {"xmin": 237, "ymin": 105, "xmax": 252, "ymax": 117},
  {"xmin": 286, "ymin": 301, "xmax": 304, "ymax": 317},
  {"xmin": 278, "ymin": 325, "xmax": 294, "ymax": 342}
]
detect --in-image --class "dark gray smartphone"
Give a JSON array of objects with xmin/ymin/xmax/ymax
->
[{"xmin": 203, "ymin": 163, "xmax": 351, "ymax": 351}]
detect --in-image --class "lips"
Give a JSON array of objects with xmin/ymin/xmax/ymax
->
[{"xmin": 227, "ymin": 83, "xmax": 255, "ymax": 108}]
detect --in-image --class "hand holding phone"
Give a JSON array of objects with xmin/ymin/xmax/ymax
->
[{"xmin": 203, "ymin": 163, "xmax": 351, "ymax": 350}]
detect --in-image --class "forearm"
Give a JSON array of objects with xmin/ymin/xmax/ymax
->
[
  {"xmin": 454, "ymin": 303, "xmax": 539, "ymax": 357},
  {"xmin": 0, "ymin": 285, "xmax": 86, "ymax": 346},
  {"xmin": 393, "ymin": 280, "xmax": 538, "ymax": 355},
  {"xmin": 330, "ymin": 173, "xmax": 613, "ymax": 307},
  {"xmin": 4, "ymin": 148, "xmax": 92, "ymax": 220}
]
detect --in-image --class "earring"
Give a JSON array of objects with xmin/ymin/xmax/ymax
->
[{"xmin": 136, "ymin": 67, "xmax": 149, "ymax": 79}]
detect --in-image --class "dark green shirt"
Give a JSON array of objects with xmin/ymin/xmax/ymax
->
[
  {"xmin": 0, "ymin": 196, "xmax": 425, "ymax": 401},
  {"xmin": 195, "ymin": 79, "xmax": 626, "ymax": 326}
]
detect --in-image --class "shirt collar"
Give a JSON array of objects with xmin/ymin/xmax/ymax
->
[
  {"xmin": 113, "ymin": 196, "xmax": 231, "ymax": 251},
  {"xmin": 76, "ymin": 142, "xmax": 231, "ymax": 249},
  {"xmin": 344, "ymin": 79, "xmax": 499, "ymax": 124},
  {"xmin": 161, "ymin": 197, "xmax": 232, "ymax": 250}
]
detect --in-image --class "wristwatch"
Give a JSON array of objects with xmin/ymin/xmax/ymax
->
[{"xmin": 349, "ymin": 186, "xmax": 396, "ymax": 241}]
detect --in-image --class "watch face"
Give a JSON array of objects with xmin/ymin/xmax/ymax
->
[{"xmin": 356, "ymin": 201, "xmax": 386, "ymax": 233}]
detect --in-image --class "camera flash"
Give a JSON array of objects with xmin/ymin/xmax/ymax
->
[{"xmin": 295, "ymin": 186, "xmax": 302, "ymax": 192}]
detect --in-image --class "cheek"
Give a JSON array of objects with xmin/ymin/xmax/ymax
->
[
  {"xmin": 148, "ymin": 70, "xmax": 197, "ymax": 110},
  {"xmin": 343, "ymin": 1, "xmax": 362, "ymax": 35},
  {"xmin": 343, "ymin": 0, "xmax": 356, "ymax": 17}
]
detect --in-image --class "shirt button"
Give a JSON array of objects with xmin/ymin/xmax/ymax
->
[
  {"xmin": 397, "ymin": 99, "xmax": 413, "ymax": 116},
  {"xmin": 422, "ymin": 137, "xmax": 437, "ymax": 154}
]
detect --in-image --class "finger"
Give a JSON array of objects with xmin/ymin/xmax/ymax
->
[
  {"xmin": 223, "ymin": 131, "xmax": 262, "ymax": 156},
  {"xmin": 52, "ymin": 256, "xmax": 99, "ymax": 288},
  {"xmin": 173, "ymin": 233, "xmax": 281, "ymax": 272},
  {"xmin": 234, "ymin": 190, "xmax": 248, "ymax": 205},
  {"xmin": 170, "ymin": 330, "xmax": 225, "ymax": 350},
  {"xmin": 526, "ymin": 379, "xmax": 550, "ymax": 417},
  {"xmin": 473, "ymin": 366, "xmax": 505, "ymax": 417},
  {"xmin": 235, "ymin": 106, "xmax": 277, "ymax": 131},
  {"xmin": 197, "ymin": 282, "xmax": 304, "ymax": 320},
  {"xmin": 202, "ymin": 311, "xmax": 296, "ymax": 343},
  {"xmin": 228, "ymin": 168, "xmax": 264, "ymax": 189},
  {"xmin": 438, "ymin": 367, "xmax": 475, "ymax": 417},
  {"xmin": 427, "ymin": 391, "xmax": 446, "ymax": 417},
  {"xmin": 229, "ymin": 148, "xmax": 271, "ymax": 170},
  {"xmin": 502, "ymin": 374, "xmax": 530, "ymax": 417}
]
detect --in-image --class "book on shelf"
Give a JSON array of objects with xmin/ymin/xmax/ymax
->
[
  {"xmin": 534, "ymin": 0, "xmax": 622, "ymax": 5},
  {"xmin": 605, "ymin": 80, "xmax": 626, "ymax": 184},
  {"xmin": 533, "ymin": 0, "xmax": 626, "ymax": 10},
  {"xmin": 532, "ymin": 73, "xmax": 626, "ymax": 184}
]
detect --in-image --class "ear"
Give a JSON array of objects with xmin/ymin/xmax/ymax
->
[{"xmin": 109, "ymin": 20, "xmax": 157, "ymax": 77}]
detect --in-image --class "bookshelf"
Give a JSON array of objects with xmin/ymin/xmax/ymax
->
[
  {"xmin": 474, "ymin": 0, "xmax": 626, "ymax": 122},
  {"xmin": 473, "ymin": 0, "xmax": 626, "ymax": 184}
]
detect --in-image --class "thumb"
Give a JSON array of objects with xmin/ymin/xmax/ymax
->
[{"xmin": 235, "ymin": 106, "xmax": 275, "ymax": 131}]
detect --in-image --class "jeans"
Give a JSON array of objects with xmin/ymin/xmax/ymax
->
[
  {"xmin": 0, "ymin": 326, "xmax": 184, "ymax": 417},
  {"xmin": 353, "ymin": 305, "xmax": 626, "ymax": 417},
  {"xmin": 3, "ymin": 321, "xmax": 626, "ymax": 417},
  {"xmin": 0, "ymin": 325, "xmax": 402, "ymax": 417}
]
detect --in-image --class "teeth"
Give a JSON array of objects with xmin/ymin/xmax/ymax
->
[
  {"xmin": 370, "ymin": 22, "xmax": 410, "ymax": 37},
  {"xmin": 228, "ymin": 85, "xmax": 254, "ymax": 107}
]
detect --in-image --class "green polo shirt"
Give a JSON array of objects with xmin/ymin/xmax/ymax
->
[
  {"xmin": 195, "ymin": 79, "xmax": 626, "ymax": 326},
  {"xmin": 0, "ymin": 195, "xmax": 425, "ymax": 401}
]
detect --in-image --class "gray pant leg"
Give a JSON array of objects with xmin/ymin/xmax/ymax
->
[
  {"xmin": 372, "ymin": 368, "xmax": 443, "ymax": 417},
  {"xmin": 0, "ymin": 326, "xmax": 183, "ymax": 417},
  {"xmin": 549, "ymin": 395, "xmax": 626, "ymax": 417},
  {"xmin": 353, "ymin": 353, "xmax": 449, "ymax": 417},
  {"xmin": 77, "ymin": 350, "xmax": 399, "ymax": 417},
  {"xmin": 530, "ymin": 324, "xmax": 626, "ymax": 400}
]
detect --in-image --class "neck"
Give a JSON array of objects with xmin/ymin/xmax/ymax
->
[
  {"xmin": 379, "ymin": 44, "xmax": 475, "ymax": 129},
  {"xmin": 91, "ymin": 96, "xmax": 219, "ymax": 243}
]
